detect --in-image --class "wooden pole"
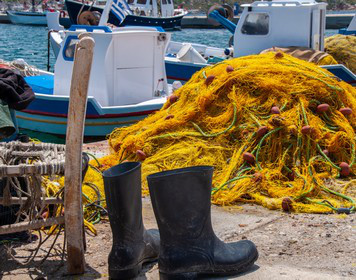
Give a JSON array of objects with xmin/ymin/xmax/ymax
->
[{"xmin": 64, "ymin": 34, "xmax": 95, "ymax": 275}]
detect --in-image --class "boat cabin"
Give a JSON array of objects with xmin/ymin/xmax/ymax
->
[
  {"xmin": 233, "ymin": 0, "xmax": 327, "ymax": 57},
  {"xmin": 339, "ymin": 14, "xmax": 356, "ymax": 35},
  {"xmin": 126, "ymin": 0, "xmax": 175, "ymax": 17},
  {"xmin": 347, "ymin": 14, "xmax": 356, "ymax": 32},
  {"xmin": 54, "ymin": 25, "xmax": 169, "ymax": 107}
]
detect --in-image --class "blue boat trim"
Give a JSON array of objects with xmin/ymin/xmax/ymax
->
[
  {"xmin": 23, "ymin": 93, "xmax": 164, "ymax": 116},
  {"xmin": 165, "ymin": 61, "xmax": 356, "ymax": 85},
  {"xmin": 320, "ymin": 64, "xmax": 356, "ymax": 85},
  {"xmin": 62, "ymin": 35, "xmax": 79, "ymax": 61},
  {"xmin": 24, "ymin": 75, "xmax": 54, "ymax": 95},
  {"xmin": 165, "ymin": 60, "xmax": 206, "ymax": 82},
  {"xmin": 338, "ymin": 28, "xmax": 356, "ymax": 35},
  {"xmin": 16, "ymin": 94, "xmax": 163, "ymax": 136},
  {"xmin": 69, "ymin": 25, "xmax": 113, "ymax": 33}
]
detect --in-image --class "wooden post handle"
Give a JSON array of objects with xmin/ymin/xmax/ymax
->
[{"xmin": 64, "ymin": 35, "xmax": 95, "ymax": 275}]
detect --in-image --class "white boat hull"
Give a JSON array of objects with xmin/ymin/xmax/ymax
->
[{"xmin": 49, "ymin": 31, "xmax": 63, "ymax": 58}]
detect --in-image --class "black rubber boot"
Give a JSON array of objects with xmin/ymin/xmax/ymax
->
[
  {"xmin": 147, "ymin": 166, "xmax": 258, "ymax": 279},
  {"xmin": 103, "ymin": 162, "xmax": 160, "ymax": 279}
]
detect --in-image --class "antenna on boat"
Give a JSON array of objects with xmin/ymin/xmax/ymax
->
[{"xmin": 99, "ymin": 0, "xmax": 113, "ymax": 26}]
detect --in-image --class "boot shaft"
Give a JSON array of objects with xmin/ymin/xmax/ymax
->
[
  {"xmin": 147, "ymin": 166, "xmax": 214, "ymax": 242},
  {"xmin": 103, "ymin": 162, "xmax": 144, "ymax": 242}
]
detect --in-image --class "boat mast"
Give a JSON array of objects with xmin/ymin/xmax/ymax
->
[{"xmin": 99, "ymin": 0, "xmax": 113, "ymax": 26}]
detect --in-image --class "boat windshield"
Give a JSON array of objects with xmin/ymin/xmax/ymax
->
[{"xmin": 241, "ymin": 13, "xmax": 269, "ymax": 35}]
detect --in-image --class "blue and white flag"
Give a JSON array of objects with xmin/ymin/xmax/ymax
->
[
  {"xmin": 111, "ymin": 0, "xmax": 132, "ymax": 23},
  {"xmin": 99, "ymin": 0, "xmax": 132, "ymax": 26}
]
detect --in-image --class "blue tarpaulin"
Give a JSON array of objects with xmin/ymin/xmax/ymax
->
[{"xmin": 24, "ymin": 75, "xmax": 54, "ymax": 95}]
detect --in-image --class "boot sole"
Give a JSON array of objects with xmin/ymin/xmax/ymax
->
[
  {"xmin": 109, "ymin": 256, "xmax": 157, "ymax": 279},
  {"xmin": 159, "ymin": 252, "xmax": 258, "ymax": 280}
]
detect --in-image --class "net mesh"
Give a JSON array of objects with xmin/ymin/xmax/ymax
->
[
  {"xmin": 92, "ymin": 53, "xmax": 355, "ymax": 213},
  {"xmin": 324, "ymin": 34, "xmax": 356, "ymax": 74}
]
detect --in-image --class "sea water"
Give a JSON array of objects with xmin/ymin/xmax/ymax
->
[
  {"xmin": 0, "ymin": 23, "xmax": 338, "ymax": 70},
  {"xmin": 0, "ymin": 24, "xmax": 233, "ymax": 70}
]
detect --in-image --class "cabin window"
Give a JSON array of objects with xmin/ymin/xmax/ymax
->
[
  {"xmin": 167, "ymin": 0, "xmax": 172, "ymax": 3},
  {"xmin": 241, "ymin": 13, "xmax": 269, "ymax": 35},
  {"xmin": 162, "ymin": 0, "xmax": 167, "ymax": 4},
  {"xmin": 127, "ymin": 0, "xmax": 134, "ymax": 4},
  {"xmin": 63, "ymin": 37, "xmax": 79, "ymax": 61},
  {"xmin": 137, "ymin": 0, "xmax": 146, "ymax": 4}
]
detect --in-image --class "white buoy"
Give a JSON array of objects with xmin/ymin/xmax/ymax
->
[{"xmin": 172, "ymin": 81, "xmax": 183, "ymax": 91}]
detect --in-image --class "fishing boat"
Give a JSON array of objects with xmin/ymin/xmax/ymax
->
[
  {"xmin": 65, "ymin": 0, "xmax": 187, "ymax": 30},
  {"xmin": 339, "ymin": 13, "xmax": 356, "ymax": 35},
  {"xmin": 16, "ymin": 25, "xmax": 170, "ymax": 137},
  {"xmin": 164, "ymin": 0, "xmax": 356, "ymax": 85},
  {"xmin": 6, "ymin": 0, "xmax": 47, "ymax": 26},
  {"xmin": 7, "ymin": 10, "xmax": 47, "ymax": 26},
  {"xmin": 48, "ymin": 0, "xmax": 356, "ymax": 85}
]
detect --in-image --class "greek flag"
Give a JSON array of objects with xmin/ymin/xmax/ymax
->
[{"xmin": 111, "ymin": 0, "xmax": 132, "ymax": 23}]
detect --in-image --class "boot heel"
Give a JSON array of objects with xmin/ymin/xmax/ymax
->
[
  {"xmin": 109, "ymin": 263, "xmax": 142, "ymax": 279},
  {"xmin": 159, "ymin": 271, "xmax": 198, "ymax": 280}
]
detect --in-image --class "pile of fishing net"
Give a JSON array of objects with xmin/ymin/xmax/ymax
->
[
  {"xmin": 324, "ymin": 34, "xmax": 356, "ymax": 74},
  {"xmin": 94, "ymin": 52, "xmax": 355, "ymax": 214},
  {"xmin": 46, "ymin": 163, "xmax": 105, "ymax": 235},
  {"xmin": 39, "ymin": 151, "xmax": 106, "ymax": 235}
]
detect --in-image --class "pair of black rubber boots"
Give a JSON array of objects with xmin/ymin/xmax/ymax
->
[{"xmin": 103, "ymin": 162, "xmax": 258, "ymax": 279}]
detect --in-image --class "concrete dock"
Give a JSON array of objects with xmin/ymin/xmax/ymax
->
[
  {"xmin": 1, "ymin": 194, "xmax": 355, "ymax": 279},
  {"xmin": 0, "ymin": 12, "xmax": 354, "ymax": 29},
  {"xmin": 0, "ymin": 140, "xmax": 355, "ymax": 279}
]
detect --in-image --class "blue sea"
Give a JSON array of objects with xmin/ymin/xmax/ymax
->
[{"xmin": 0, "ymin": 23, "xmax": 339, "ymax": 71}]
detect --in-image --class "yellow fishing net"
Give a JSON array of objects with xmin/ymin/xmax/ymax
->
[
  {"xmin": 94, "ymin": 53, "xmax": 355, "ymax": 214},
  {"xmin": 41, "ymin": 164, "xmax": 104, "ymax": 235},
  {"xmin": 324, "ymin": 34, "xmax": 356, "ymax": 74}
]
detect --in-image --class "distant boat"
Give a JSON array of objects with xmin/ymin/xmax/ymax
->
[
  {"xmin": 164, "ymin": 1, "xmax": 356, "ymax": 85},
  {"xmin": 48, "ymin": 1, "xmax": 356, "ymax": 86},
  {"xmin": 6, "ymin": 10, "xmax": 47, "ymax": 26},
  {"xmin": 339, "ymin": 13, "xmax": 356, "ymax": 35},
  {"xmin": 65, "ymin": 0, "xmax": 187, "ymax": 30},
  {"xmin": 6, "ymin": 0, "xmax": 47, "ymax": 26}
]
